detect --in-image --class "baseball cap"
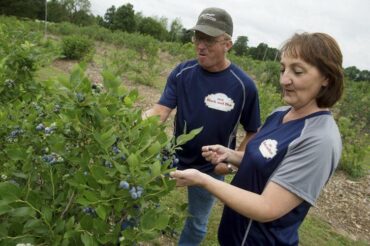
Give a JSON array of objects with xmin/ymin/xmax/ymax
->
[{"xmin": 190, "ymin": 7, "xmax": 233, "ymax": 37}]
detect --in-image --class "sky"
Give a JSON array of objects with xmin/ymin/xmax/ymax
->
[{"xmin": 89, "ymin": 0, "xmax": 370, "ymax": 70}]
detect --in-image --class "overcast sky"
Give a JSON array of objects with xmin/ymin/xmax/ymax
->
[{"xmin": 90, "ymin": 0, "xmax": 370, "ymax": 70}]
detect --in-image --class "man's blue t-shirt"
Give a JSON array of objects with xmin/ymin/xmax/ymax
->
[
  {"xmin": 218, "ymin": 107, "xmax": 342, "ymax": 245},
  {"xmin": 158, "ymin": 60, "xmax": 260, "ymax": 173}
]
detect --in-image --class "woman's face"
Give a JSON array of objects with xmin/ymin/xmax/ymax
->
[{"xmin": 280, "ymin": 54, "xmax": 328, "ymax": 110}]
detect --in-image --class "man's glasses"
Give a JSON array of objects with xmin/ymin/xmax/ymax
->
[{"xmin": 191, "ymin": 35, "xmax": 229, "ymax": 48}]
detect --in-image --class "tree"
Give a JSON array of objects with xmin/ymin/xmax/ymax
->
[
  {"xmin": 103, "ymin": 5, "xmax": 116, "ymax": 29},
  {"xmin": 179, "ymin": 28, "xmax": 192, "ymax": 44},
  {"xmin": 169, "ymin": 18, "xmax": 183, "ymax": 42},
  {"xmin": 112, "ymin": 3, "xmax": 137, "ymax": 32},
  {"xmin": 0, "ymin": 0, "xmax": 44, "ymax": 19},
  {"xmin": 47, "ymin": 0, "xmax": 69, "ymax": 23},
  {"xmin": 233, "ymin": 36, "xmax": 249, "ymax": 56},
  {"xmin": 137, "ymin": 17, "xmax": 168, "ymax": 41}
]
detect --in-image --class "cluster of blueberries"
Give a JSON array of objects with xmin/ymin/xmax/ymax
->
[
  {"xmin": 35, "ymin": 123, "xmax": 57, "ymax": 135},
  {"xmin": 8, "ymin": 127, "xmax": 24, "ymax": 140},
  {"xmin": 42, "ymin": 152, "xmax": 63, "ymax": 165},
  {"xmin": 160, "ymin": 149, "xmax": 179, "ymax": 169},
  {"xmin": 112, "ymin": 145, "xmax": 127, "ymax": 161},
  {"xmin": 76, "ymin": 92, "xmax": 85, "ymax": 103},
  {"xmin": 82, "ymin": 207, "xmax": 96, "ymax": 216},
  {"xmin": 119, "ymin": 181, "xmax": 143, "ymax": 200}
]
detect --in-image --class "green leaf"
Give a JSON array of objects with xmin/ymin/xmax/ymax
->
[
  {"xmin": 93, "ymin": 129, "xmax": 116, "ymax": 151},
  {"xmin": 127, "ymin": 153, "xmax": 139, "ymax": 169},
  {"xmin": 148, "ymin": 141, "xmax": 161, "ymax": 155},
  {"xmin": 90, "ymin": 166, "xmax": 111, "ymax": 185},
  {"xmin": 83, "ymin": 190, "xmax": 99, "ymax": 202},
  {"xmin": 96, "ymin": 205, "xmax": 107, "ymax": 220},
  {"xmin": 140, "ymin": 208, "xmax": 171, "ymax": 231},
  {"xmin": 102, "ymin": 70, "xmax": 121, "ymax": 91},
  {"xmin": 150, "ymin": 161, "xmax": 161, "ymax": 178},
  {"xmin": 155, "ymin": 213, "xmax": 170, "ymax": 230},
  {"xmin": 11, "ymin": 206, "xmax": 35, "ymax": 217},
  {"xmin": 81, "ymin": 232, "xmax": 98, "ymax": 246},
  {"xmin": 0, "ymin": 182, "xmax": 21, "ymax": 200},
  {"xmin": 176, "ymin": 127, "xmax": 203, "ymax": 146},
  {"xmin": 5, "ymin": 147, "xmax": 28, "ymax": 160}
]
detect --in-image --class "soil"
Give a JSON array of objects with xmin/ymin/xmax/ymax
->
[{"xmin": 51, "ymin": 58, "xmax": 370, "ymax": 243}]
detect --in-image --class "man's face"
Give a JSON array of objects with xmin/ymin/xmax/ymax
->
[{"xmin": 192, "ymin": 31, "xmax": 231, "ymax": 72}]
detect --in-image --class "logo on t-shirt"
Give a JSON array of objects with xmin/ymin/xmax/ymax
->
[
  {"xmin": 259, "ymin": 139, "xmax": 278, "ymax": 159},
  {"xmin": 204, "ymin": 93, "xmax": 235, "ymax": 112}
]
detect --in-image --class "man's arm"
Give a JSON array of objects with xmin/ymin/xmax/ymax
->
[
  {"xmin": 237, "ymin": 131, "xmax": 257, "ymax": 151},
  {"xmin": 213, "ymin": 131, "xmax": 256, "ymax": 174},
  {"xmin": 142, "ymin": 103, "xmax": 173, "ymax": 123}
]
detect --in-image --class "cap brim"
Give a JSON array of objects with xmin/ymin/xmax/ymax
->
[{"xmin": 189, "ymin": 25, "xmax": 225, "ymax": 37}]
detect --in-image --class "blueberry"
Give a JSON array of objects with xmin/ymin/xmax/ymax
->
[
  {"xmin": 119, "ymin": 180, "xmax": 129, "ymax": 189},
  {"xmin": 120, "ymin": 154, "xmax": 126, "ymax": 161},
  {"xmin": 44, "ymin": 127, "xmax": 53, "ymax": 134},
  {"xmin": 130, "ymin": 192, "xmax": 138, "ymax": 199},
  {"xmin": 112, "ymin": 146, "xmax": 120, "ymax": 155},
  {"xmin": 53, "ymin": 104, "xmax": 61, "ymax": 113},
  {"xmin": 104, "ymin": 160, "xmax": 113, "ymax": 168},
  {"xmin": 129, "ymin": 187, "xmax": 136, "ymax": 194},
  {"xmin": 36, "ymin": 123, "xmax": 44, "ymax": 131},
  {"xmin": 76, "ymin": 92, "xmax": 85, "ymax": 102}
]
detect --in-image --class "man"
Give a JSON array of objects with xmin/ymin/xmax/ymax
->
[{"xmin": 144, "ymin": 7, "xmax": 260, "ymax": 245}]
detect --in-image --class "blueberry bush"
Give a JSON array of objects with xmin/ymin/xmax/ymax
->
[{"xmin": 0, "ymin": 19, "xmax": 200, "ymax": 245}]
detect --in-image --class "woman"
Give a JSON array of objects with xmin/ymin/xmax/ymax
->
[{"xmin": 170, "ymin": 32, "xmax": 344, "ymax": 245}]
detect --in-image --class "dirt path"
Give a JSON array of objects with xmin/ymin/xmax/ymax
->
[{"xmin": 52, "ymin": 58, "xmax": 369, "ymax": 243}]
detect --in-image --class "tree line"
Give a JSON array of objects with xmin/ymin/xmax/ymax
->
[{"xmin": 0, "ymin": 0, "xmax": 369, "ymax": 81}]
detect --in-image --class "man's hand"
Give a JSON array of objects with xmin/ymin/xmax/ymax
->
[{"xmin": 201, "ymin": 145, "xmax": 230, "ymax": 164}]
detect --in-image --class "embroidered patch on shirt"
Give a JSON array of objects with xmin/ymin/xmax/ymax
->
[
  {"xmin": 259, "ymin": 139, "xmax": 278, "ymax": 159},
  {"xmin": 204, "ymin": 93, "xmax": 235, "ymax": 112}
]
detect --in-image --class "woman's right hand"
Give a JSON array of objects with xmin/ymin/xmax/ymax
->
[{"xmin": 202, "ymin": 145, "xmax": 231, "ymax": 165}]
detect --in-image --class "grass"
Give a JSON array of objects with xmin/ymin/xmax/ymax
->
[{"xmin": 35, "ymin": 64, "xmax": 68, "ymax": 82}]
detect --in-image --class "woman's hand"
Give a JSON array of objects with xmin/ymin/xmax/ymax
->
[
  {"xmin": 170, "ymin": 169, "xmax": 207, "ymax": 187},
  {"xmin": 201, "ymin": 145, "xmax": 230, "ymax": 164}
]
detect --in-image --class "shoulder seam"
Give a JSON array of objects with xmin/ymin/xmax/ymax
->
[{"xmin": 175, "ymin": 63, "xmax": 198, "ymax": 77}]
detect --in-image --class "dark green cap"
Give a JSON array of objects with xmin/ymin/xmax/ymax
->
[{"xmin": 190, "ymin": 7, "xmax": 233, "ymax": 37}]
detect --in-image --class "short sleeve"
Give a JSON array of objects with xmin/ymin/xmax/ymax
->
[
  {"xmin": 270, "ymin": 126, "xmax": 341, "ymax": 205},
  {"xmin": 158, "ymin": 69, "xmax": 177, "ymax": 109}
]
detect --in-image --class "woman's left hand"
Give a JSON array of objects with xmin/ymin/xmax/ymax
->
[{"xmin": 170, "ymin": 169, "xmax": 206, "ymax": 187}]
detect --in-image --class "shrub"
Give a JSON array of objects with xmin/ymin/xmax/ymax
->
[{"xmin": 61, "ymin": 35, "xmax": 94, "ymax": 60}]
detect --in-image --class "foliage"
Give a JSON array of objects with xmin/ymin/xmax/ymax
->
[
  {"xmin": 138, "ymin": 17, "xmax": 168, "ymax": 41},
  {"xmin": 233, "ymin": 36, "xmax": 249, "ymax": 56},
  {"xmin": 344, "ymin": 66, "xmax": 370, "ymax": 82},
  {"xmin": 112, "ymin": 3, "xmax": 137, "ymax": 33},
  {"xmin": 0, "ymin": 18, "xmax": 202, "ymax": 245},
  {"xmin": 61, "ymin": 35, "xmax": 94, "ymax": 60},
  {"xmin": 0, "ymin": 0, "xmax": 44, "ymax": 20}
]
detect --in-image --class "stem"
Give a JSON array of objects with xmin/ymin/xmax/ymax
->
[
  {"xmin": 49, "ymin": 168, "xmax": 55, "ymax": 201},
  {"xmin": 60, "ymin": 191, "xmax": 75, "ymax": 219},
  {"xmin": 15, "ymin": 199, "xmax": 53, "ymax": 234}
]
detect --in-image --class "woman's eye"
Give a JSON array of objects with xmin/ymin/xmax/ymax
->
[
  {"xmin": 294, "ymin": 70, "xmax": 303, "ymax": 75},
  {"xmin": 280, "ymin": 68, "xmax": 285, "ymax": 74}
]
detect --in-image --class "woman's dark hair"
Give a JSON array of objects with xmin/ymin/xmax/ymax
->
[{"xmin": 280, "ymin": 32, "xmax": 344, "ymax": 107}]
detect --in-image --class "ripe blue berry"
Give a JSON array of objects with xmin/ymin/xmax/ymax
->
[
  {"xmin": 112, "ymin": 146, "xmax": 120, "ymax": 155},
  {"xmin": 36, "ymin": 123, "xmax": 44, "ymax": 131},
  {"xmin": 76, "ymin": 92, "xmax": 85, "ymax": 102},
  {"xmin": 119, "ymin": 180, "xmax": 129, "ymax": 189},
  {"xmin": 130, "ymin": 192, "xmax": 138, "ymax": 199}
]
